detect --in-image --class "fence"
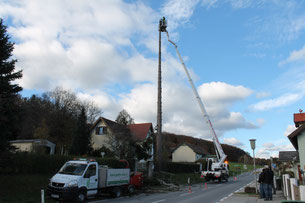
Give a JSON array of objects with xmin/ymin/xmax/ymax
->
[{"xmin": 282, "ymin": 174, "xmax": 305, "ymax": 201}]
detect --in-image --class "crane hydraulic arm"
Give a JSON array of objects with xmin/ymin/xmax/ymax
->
[{"xmin": 165, "ymin": 31, "xmax": 227, "ymax": 168}]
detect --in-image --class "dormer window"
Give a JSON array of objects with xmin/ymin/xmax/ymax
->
[{"xmin": 96, "ymin": 127, "xmax": 107, "ymax": 135}]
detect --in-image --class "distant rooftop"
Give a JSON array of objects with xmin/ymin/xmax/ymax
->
[{"xmin": 278, "ymin": 151, "xmax": 299, "ymax": 162}]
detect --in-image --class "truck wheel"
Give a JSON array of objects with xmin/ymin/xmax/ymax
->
[
  {"xmin": 112, "ymin": 187, "xmax": 122, "ymax": 198},
  {"xmin": 77, "ymin": 190, "xmax": 86, "ymax": 202},
  {"xmin": 128, "ymin": 185, "xmax": 136, "ymax": 195}
]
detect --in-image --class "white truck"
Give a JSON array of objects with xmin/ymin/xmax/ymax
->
[
  {"xmin": 164, "ymin": 18, "xmax": 229, "ymax": 183},
  {"xmin": 47, "ymin": 158, "xmax": 142, "ymax": 202}
]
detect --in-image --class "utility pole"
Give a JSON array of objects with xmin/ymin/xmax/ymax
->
[{"xmin": 156, "ymin": 17, "xmax": 167, "ymax": 171}]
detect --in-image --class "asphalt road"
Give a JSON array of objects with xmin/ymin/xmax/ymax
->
[{"xmin": 89, "ymin": 172, "xmax": 255, "ymax": 203}]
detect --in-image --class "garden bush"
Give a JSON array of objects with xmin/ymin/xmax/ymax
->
[
  {"xmin": 0, "ymin": 153, "xmax": 121, "ymax": 175},
  {"xmin": 164, "ymin": 162, "xmax": 200, "ymax": 173}
]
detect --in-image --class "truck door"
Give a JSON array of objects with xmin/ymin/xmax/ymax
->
[{"xmin": 84, "ymin": 163, "xmax": 98, "ymax": 196}]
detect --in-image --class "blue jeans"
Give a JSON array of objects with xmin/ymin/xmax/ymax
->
[
  {"xmin": 259, "ymin": 183, "xmax": 265, "ymax": 198},
  {"xmin": 263, "ymin": 183, "xmax": 272, "ymax": 200}
]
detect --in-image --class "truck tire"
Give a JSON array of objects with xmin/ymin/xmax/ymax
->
[
  {"xmin": 112, "ymin": 187, "xmax": 122, "ymax": 198},
  {"xmin": 128, "ymin": 185, "xmax": 136, "ymax": 195},
  {"xmin": 225, "ymin": 175, "xmax": 228, "ymax": 182},
  {"xmin": 76, "ymin": 190, "xmax": 86, "ymax": 203}
]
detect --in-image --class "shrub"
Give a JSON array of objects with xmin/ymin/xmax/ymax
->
[
  {"xmin": 163, "ymin": 162, "xmax": 200, "ymax": 173},
  {"xmin": 0, "ymin": 153, "xmax": 121, "ymax": 175},
  {"xmin": 244, "ymin": 186, "xmax": 256, "ymax": 193}
]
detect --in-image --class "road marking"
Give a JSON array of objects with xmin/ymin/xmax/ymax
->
[
  {"xmin": 219, "ymin": 192, "xmax": 233, "ymax": 202},
  {"xmin": 152, "ymin": 199, "xmax": 166, "ymax": 203},
  {"xmin": 219, "ymin": 197, "xmax": 227, "ymax": 202},
  {"xmin": 180, "ymin": 192, "xmax": 192, "ymax": 196}
]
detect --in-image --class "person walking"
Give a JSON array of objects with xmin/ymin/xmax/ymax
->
[
  {"xmin": 269, "ymin": 166, "xmax": 276, "ymax": 194},
  {"xmin": 258, "ymin": 168, "xmax": 265, "ymax": 199},
  {"xmin": 262, "ymin": 165, "xmax": 273, "ymax": 201}
]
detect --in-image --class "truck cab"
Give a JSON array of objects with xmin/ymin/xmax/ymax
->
[
  {"xmin": 48, "ymin": 159, "xmax": 99, "ymax": 202},
  {"xmin": 201, "ymin": 158, "xmax": 229, "ymax": 182}
]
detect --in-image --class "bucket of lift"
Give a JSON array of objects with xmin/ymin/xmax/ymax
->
[{"xmin": 159, "ymin": 16, "xmax": 167, "ymax": 32}]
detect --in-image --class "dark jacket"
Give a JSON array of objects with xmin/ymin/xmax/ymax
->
[
  {"xmin": 262, "ymin": 168, "xmax": 273, "ymax": 184},
  {"xmin": 258, "ymin": 169, "xmax": 265, "ymax": 183}
]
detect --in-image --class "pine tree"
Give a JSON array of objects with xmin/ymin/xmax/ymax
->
[
  {"xmin": 69, "ymin": 107, "xmax": 91, "ymax": 155},
  {"xmin": 115, "ymin": 109, "xmax": 134, "ymax": 125},
  {"xmin": 0, "ymin": 19, "xmax": 23, "ymax": 153}
]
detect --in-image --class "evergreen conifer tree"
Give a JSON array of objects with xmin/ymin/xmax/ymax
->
[
  {"xmin": 0, "ymin": 19, "xmax": 23, "ymax": 153},
  {"xmin": 69, "ymin": 107, "xmax": 91, "ymax": 155}
]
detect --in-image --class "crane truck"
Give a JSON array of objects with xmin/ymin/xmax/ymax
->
[
  {"xmin": 47, "ymin": 158, "xmax": 143, "ymax": 202},
  {"xmin": 161, "ymin": 17, "xmax": 229, "ymax": 183}
]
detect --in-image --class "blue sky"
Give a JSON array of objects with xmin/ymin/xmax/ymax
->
[{"xmin": 2, "ymin": 0, "xmax": 305, "ymax": 158}]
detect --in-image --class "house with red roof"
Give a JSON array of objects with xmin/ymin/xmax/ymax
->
[
  {"xmin": 90, "ymin": 117, "xmax": 154, "ymax": 161},
  {"xmin": 127, "ymin": 123, "xmax": 154, "ymax": 162},
  {"xmin": 128, "ymin": 123, "xmax": 154, "ymax": 141},
  {"xmin": 287, "ymin": 111, "xmax": 305, "ymax": 182}
]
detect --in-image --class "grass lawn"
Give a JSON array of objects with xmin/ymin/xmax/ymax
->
[
  {"xmin": 171, "ymin": 172, "xmax": 204, "ymax": 185},
  {"xmin": 229, "ymin": 162, "xmax": 259, "ymax": 176},
  {"xmin": 0, "ymin": 174, "xmax": 56, "ymax": 203},
  {"xmin": 170, "ymin": 162, "xmax": 259, "ymax": 186}
]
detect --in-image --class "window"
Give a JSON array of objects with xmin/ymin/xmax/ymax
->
[
  {"xmin": 84, "ymin": 164, "xmax": 96, "ymax": 178},
  {"xmin": 96, "ymin": 127, "xmax": 107, "ymax": 135},
  {"xmin": 58, "ymin": 163, "xmax": 87, "ymax": 176}
]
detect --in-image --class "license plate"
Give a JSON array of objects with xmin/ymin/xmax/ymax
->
[{"xmin": 51, "ymin": 194, "xmax": 59, "ymax": 199}]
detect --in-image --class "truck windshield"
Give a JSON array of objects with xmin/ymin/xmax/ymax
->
[{"xmin": 58, "ymin": 162, "xmax": 87, "ymax": 176}]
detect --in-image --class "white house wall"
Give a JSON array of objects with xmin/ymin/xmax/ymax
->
[
  {"xmin": 172, "ymin": 145, "xmax": 196, "ymax": 162},
  {"xmin": 11, "ymin": 143, "xmax": 33, "ymax": 152},
  {"xmin": 298, "ymin": 131, "xmax": 305, "ymax": 171},
  {"xmin": 91, "ymin": 121, "xmax": 110, "ymax": 150}
]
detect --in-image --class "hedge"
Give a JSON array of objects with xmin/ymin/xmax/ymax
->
[
  {"xmin": 163, "ymin": 162, "xmax": 200, "ymax": 173},
  {"xmin": 0, "ymin": 153, "xmax": 122, "ymax": 175}
]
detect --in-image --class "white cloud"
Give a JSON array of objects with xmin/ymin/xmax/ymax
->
[
  {"xmin": 256, "ymin": 91, "xmax": 270, "ymax": 99},
  {"xmin": 198, "ymin": 82, "xmax": 252, "ymax": 105},
  {"xmin": 250, "ymin": 93, "xmax": 302, "ymax": 111},
  {"xmin": 284, "ymin": 124, "xmax": 296, "ymax": 137},
  {"xmin": 257, "ymin": 142, "xmax": 295, "ymax": 158},
  {"xmin": 161, "ymin": 0, "xmax": 200, "ymax": 30},
  {"xmin": 229, "ymin": 0, "xmax": 253, "ymax": 9},
  {"xmin": 2, "ymin": 0, "xmax": 257, "ymax": 141},
  {"xmin": 76, "ymin": 81, "xmax": 255, "ymax": 139},
  {"xmin": 224, "ymin": 137, "xmax": 244, "ymax": 147},
  {"xmin": 119, "ymin": 81, "xmax": 255, "ymax": 139},
  {"xmin": 76, "ymin": 91, "xmax": 121, "ymax": 119},
  {"xmin": 201, "ymin": 0, "xmax": 258, "ymax": 9},
  {"xmin": 201, "ymin": 0, "xmax": 218, "ymax": 9},
  {"xmin": 2, "ymin": 0, "xmax": 159, "ymax": 91},
  {"xmin": 279, "ymin": 45, "xmax": 305, "ymax": 66}
]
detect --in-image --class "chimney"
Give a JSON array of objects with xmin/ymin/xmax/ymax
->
[{"xmin": 294, "ymin": 109, "xmax": 305, "ymax": 127}]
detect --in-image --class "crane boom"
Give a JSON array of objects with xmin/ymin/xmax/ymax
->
[{"xmin": 165, "ymin": 31, "xmax": 227, "ymax": 167}]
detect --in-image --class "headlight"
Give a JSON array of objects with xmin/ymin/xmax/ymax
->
[{"xmin": 66, "ymin": 180, "xmax": 78, "ymax": 187}]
